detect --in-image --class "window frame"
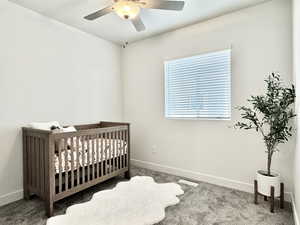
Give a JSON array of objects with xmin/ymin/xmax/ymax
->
[{"xmin": 164, "ymin": 49, "xmax": 232, "ymax": 121}]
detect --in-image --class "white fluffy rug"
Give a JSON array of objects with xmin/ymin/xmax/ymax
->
[{"xmin": 47, "ymin": 176, "xmax": 184, "ymax": 225}]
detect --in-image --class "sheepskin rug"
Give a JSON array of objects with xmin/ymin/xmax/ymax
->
[{"xmin": 47, "ymin": 176, "xmax": 184, "ymax": 225}]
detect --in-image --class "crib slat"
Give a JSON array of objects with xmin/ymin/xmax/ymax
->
[
  {"xmin": 119, "ymin": 131, "xmax": 122, "ymax": 170},
  {"xmin": 70, "ymin": 137, "xmax": 74, "ymax": 188},
  {"xmin": 116, "ymin": 131, "xmax": 119, "ymax": 170},
  {"xmin": 35, "ymin": 137, "xmax": 39, "ymax": 189},
  {"xmin": 37, "ymin": 138, "xmax": 42, "ymax": 191},
  {"xmin": 27, "ymin": 136, "xmax": 31, "ymax": 188},
  {"xmin": 118, "ymin": 132, "xmax": 120, "ymax": 169},
  {"xmin": 115, "ymin": 131, "xmax": 119, "ymax": 170},
  {"xmin": 119, "ymin": 132, "xmax": 122, "ymax": 169},
  {"xmin": 109, "ymin": 132, "xmax": 112, "ymax": 173},
  {"xmin": 76, "ymin": 136, "xmax": 80, "ymax": 185},
  {"xmin": 30, "ymin": 137, "xmax": 33, "ymax": 188},
  {"xmin": 115, "ymin": 132, "xmax": 117, "ymax": 170},
  {"xmin": 32, "ymin": 137, "xmax": 36, "ymax": 189},
  {"xmin": 37, "ymin": 137, "xmax": 41, "ymax": 191},
  {"xmin": 112, "ymin": 132, "xmax": 115, "ymax": 172},
  {"xmin": 100, "ymin": 133, "xmax": 103, "ymax": 177},
  {"xmin": 124, "ymin": 130, "xmax": 126, "ymax": 168},
  {"xmin": 82, "ymin": 136, "xmax": 85, "ymax": 184},
  {"xmin": 37, "ymin": 138, "xmax": 42, "ymax": 192},
  {"xmin": 96, "ymin": 134, "xmax": 100, "ymax": 178},
  {"xmin": 112, "ymin": 132, "xmax": 114, "ymax": 173},
  {"xmin": 104, "ymin": 133, "xmax": 107, "ymax": 175},
  {"xmin": 87, "ymin": 136, "xmax": 90, "ymax": 182},
  {"xmin": 34, "ymin": 137, "xmax": 40, "ymax": 194},
  {"xmin": 64, "ymin": 138, "xmax": 68, "ymax": 191},
  {"xmin": 122, "ymin": 130, "xmax": 125, "ymax": 169},
  {"xmin": 125, "ymin": 129, "xmax": 129, "ymax": 168},
  {"xmin": 29, "ymin": 136, "xmax": 33, "ymax": 188},
  {"xmin": 92, "ymin": 136, "xmax": 95, "ymax": 180},
  {"xmin": 109, "ymin": 132, "xmax": 112, "ymax": 174},
  {"xmin": 37, "ymin": 138, "xmax": 41, "ymax": 194},
  {"xmin": 106, "ymin": 133, "xmax": 109, "ymax": 175},
  {"xmin": 39, "ymin": 138, "xmax": 43, "ymax": 194},
  {"xmin": 31, "ymin": 136, "xmax": 35, "ymax": 187},
  {"xmin": 107, "ymin": 132, "xmax": 110, "ymax": 174},
  {"xmin": 115, "ymin": 131, "xmax": 118, "ymax": 171},
  {"xmin": 58, "ymin": 141, "xmax": 62, "ymax": 193},
  {"xmin": 116, "ymin": 132, "xmax": 119, "ymax": 170},
  {"xmin": 32, "ymin": 136, "xmax": 35, "ymax": 187},
  {"xmin": 40, "ymin": 139, "xmax": 45, "ymax": 196}
]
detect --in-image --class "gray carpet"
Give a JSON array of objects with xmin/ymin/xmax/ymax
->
[{"xmin": 0, "ymin": 166, "xmax": 294, "ymax": 225}]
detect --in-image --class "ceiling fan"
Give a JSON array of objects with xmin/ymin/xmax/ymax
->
[{"xmin": 84, "ymin": 0, "xmax": 185, "ymax": 32}]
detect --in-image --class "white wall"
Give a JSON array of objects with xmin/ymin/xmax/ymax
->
[
  {"xmin": 0, "ymin": 1, "xmax": 122, "ymax": 205},
  {"xmin": 0, "ymin": 0, "xmax": 295, "ymax": 208},
  {"xmin": 293, "ymin": 0, "xmax": 300, "ymax": 223},
  {"xmin": 122, "ymin": 0, "xmax": 294, "ymax": 193}
]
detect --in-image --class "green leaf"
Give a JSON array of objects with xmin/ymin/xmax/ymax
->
[{"xmin": 233, "ymin": 73, "xmax": 296, "ymax": 172}]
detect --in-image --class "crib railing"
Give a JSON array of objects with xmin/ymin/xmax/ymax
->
[
  {"xmin": 53, "ymin": 126, "xmax": 129, "ymax": 200},
  {"xmin": 22, "ymin": 122, "xmax": 130, "ymax": 217}
]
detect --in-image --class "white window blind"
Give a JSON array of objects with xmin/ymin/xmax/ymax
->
[{"xmin": 164, "ymin": 49, "xmax": 231, "ymax": 119}]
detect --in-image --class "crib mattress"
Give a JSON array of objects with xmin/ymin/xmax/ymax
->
[{"xmin": 54, "ymin": 138, "xmax": 127, "ymax": 173}]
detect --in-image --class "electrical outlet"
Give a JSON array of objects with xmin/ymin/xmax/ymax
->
[{"xmin": 151, "ymin": 145, "xmax": 157, "ymax": 154}]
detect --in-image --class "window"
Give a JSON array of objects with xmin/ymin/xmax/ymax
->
[{"xmin": 164, "ymin": 49, "xmax": 231, "ymax": 119}]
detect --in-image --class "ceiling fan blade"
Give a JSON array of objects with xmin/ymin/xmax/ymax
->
[
  {"xmin": 148, "ymin": 1, "xmax": 185, "ymax": 11},
  {"xmin": 131, "ymin": 16, "xmax": 146, "ymax": 32},
  {"xmin": 84, "ymin": 6, "xmax": 113, "ymax": 20}
]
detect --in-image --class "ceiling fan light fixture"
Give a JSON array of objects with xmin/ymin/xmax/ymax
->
[
  {"xmin": 84, "ymin": 0, "xmax": 185, "ymax": 32},
  {"xmin": 114, "ymin": 0, "xmax": 140, "ymax": 20}
]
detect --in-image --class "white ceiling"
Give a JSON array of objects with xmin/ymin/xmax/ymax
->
[{"xmin": 9, "ymin": 0, "xmax": 270, "ymax": 45}]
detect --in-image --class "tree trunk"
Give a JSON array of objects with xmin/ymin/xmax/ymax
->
[{"xmin": 267, "ymin": 151, "xmax": 272, "ymax": 176}]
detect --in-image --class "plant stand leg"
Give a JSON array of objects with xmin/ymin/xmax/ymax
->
[
  {"xmin": 270, "ymin": 186, "xmax": 275, "ymax": 213},
  {"xmin": 254, "ymin": 180, "xmax": 258, "ymax": 204},
  {"xmin": 280, "ymin": 183, "xmax": 284, "ymax": 209}
]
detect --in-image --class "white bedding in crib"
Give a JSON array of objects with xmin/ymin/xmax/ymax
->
[{"xmin": 54, "ymin": 138, "xmax": 127, "ymax": 173}]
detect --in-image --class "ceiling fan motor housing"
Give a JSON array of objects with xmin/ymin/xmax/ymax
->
[
  {"xmin": 84, "ymin": 0, "xmax": 185, "ymax": 32},
  {"xmin": 114, "ymin": 0, "xmax": 141, "ymax": 20}
]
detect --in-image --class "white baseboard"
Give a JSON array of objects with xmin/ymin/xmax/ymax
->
[
  {"xmin": 291, "ymin": 193, "xmax": 300, "ymax": 225},
  {"xmin": 0, "ymin": 160, "xmax": 295, "ymax": 221},
  {"xmin": 131, "ymin": 159, "xmax": 291, "ymax": 202},
  {"xmin": 0, "ymin": 189, "xmax": 23, "ymax": 207}
]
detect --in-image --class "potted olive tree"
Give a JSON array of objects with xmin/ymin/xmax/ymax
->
[{"xmin": 235, "ymin": 73, "xmax": 296, "ymax": 197}]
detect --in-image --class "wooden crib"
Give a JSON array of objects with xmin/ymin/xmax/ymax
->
[{"xmin": 22, "ymin": 121, "xmax": 130, "ymax": 217}]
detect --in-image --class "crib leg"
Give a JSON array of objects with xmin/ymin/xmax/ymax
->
[
  {"xmin": 23, "ymin": 189, "xmax": 30, "ymax": 200},
  {"xmin": 23, "ymin": 183, "xmax": 31, "ymax": 201},
  {"xmin": 125, "ymin": 170, "xmax": 131, "ymax": 180},
  {"xmin": 45, "ymin": 200, "xmax": 53, "ymax": 218}
]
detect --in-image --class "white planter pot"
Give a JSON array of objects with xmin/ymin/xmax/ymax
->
[{"xmin": 256, "ymin": 170, "xmax": 280, "ymax": 197}]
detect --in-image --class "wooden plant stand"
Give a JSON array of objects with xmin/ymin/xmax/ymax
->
[{"xmin": 254, "ymin": 180, "xmax": 284, "ymax": 213}]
